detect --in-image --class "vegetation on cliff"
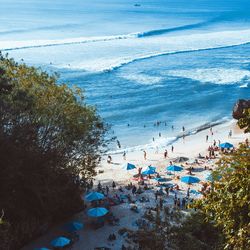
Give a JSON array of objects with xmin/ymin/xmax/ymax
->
[{"xmin": 0, "ymin": 54, "xmax": 109, "ymax": 250}]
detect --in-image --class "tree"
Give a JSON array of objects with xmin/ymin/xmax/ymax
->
[
  {"xmin": 237, "ymin": 108, "xmax": 250, "ymax": 133},
  {"xmin": 0, "ymin": 54, "xmax": 110, "ymax": 249},
  {"xmin": 200, "ymin": 144, "xmax": 250, "ymax": 249}
]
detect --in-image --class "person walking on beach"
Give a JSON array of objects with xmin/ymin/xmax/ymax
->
[
  {"xmin": 206, "ymin": 135, "xmax": 209, "ymax": 142},
  {"xmin": 97, "ymin": 181, "xmax": 102, "ymax": 192},
  {"xmin": 159, "ymin": 132, "xmax": 161, "ymax": 137},
  {"xmin": 172, "ymin": 125, "xmax": 174, "ymax": 130},
  {"xmin": 106, "ymin": 186, "xmax": 109, "ymax": 196},
  {"xmin": 228, "ymin": 129, "xmax": 232, "ymax": 138},
  {"xmin": 117, "ymin": 140, "xmax": 121, "ymax": 149},
  {"xmin": 112, "ymin": 181, "xmax": 116, "ymax": 190},
  {"xmin": 171, "ymin": 145, "xmax": 174, "ymax": 153},
  {"xmin": 107, "ymin": 155, "xmax": 112, "ymax": 164},
  {"xmin": 164, "ymin": 149, "xmax": 168, "ymax": 159},
  {"xmin": 143, "ymin": 150, "xmax": 147, "ymax": 160},
  {"xmin": 182, "ymin": 126, "xmax": 185, "ymax": 132},
  {"xmin": 123, "ymin": 151, "xmax": 126, "ymax": 160}
]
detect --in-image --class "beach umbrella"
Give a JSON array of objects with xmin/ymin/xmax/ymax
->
[
  {"xmin": 147, "ymin": 166, "xmax": 156, "ymax": 171},
  {"xmin": 166, "ymin": 165, "xmax": 183, "ymax": 172},
  {"xmin": 85, "ymin": 191, "xmax": 104, "ymax": 202},
  {"xmin": 142, "ymin": 168, "xmax": 156, "ymax": 175},
  {"xmin": 123, "ymin": 163, "xmax": 136, "ymax": 170},
  {"xmin": 154, "ymin": 177, "xmax": 167, "ymax": 182},
  {"xmin": 173, "ymin": 156, "xmax": 189, "ymax": 163},
  {"xmin": 50, "ymin": 237, "xmax": 70, "ymax": 248},
  {"xmin": 219, "ymin": 142, "xmax": 234, "ymax": 149},
  {"xmin": 63, "ymin": 221, "xmax": 84, "ymax": 232},
  {"xmin": 181, "ymin": 176, "xmax": 200, "ymax": 184},
  {"xmin": 87, "ymin": 207, "xmax": 109, "ymax": 217}
]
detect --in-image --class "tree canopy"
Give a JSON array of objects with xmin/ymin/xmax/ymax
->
[
  {"xmin": 237, "ymin": 108, "xmax": 250, "ymax": 133},
  {"xmin": 0, "ymin": 54, "xmax": 109, "ymax": 249},
  {"xmin": 200, "ymin": 144, "xmax": 250, "ymax": 249}
]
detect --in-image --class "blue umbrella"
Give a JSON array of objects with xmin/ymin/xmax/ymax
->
[
  {"xmin": 87, "ymin": 207, "xmax": 109, "ymax": 217},
  {"xmin": 123, "ymin": 163, "xmax": 136, "ymax": 170},
  {"xmin": 147, "ymin": 166, "xmax": 156, "ymax": 171},
  {"xmin": 85, "ymin": 191, "xmax": 104, "ymax": 202},
  {"xmin": 181, "ymin": 176, "xmax": 200, "ymax": 184},
  {"xmin": 166, "ymin": 165, "xmax": 183, "ymax": 172},
  {"xmin": 154, "ymin": 177, "xmax": 167, "ymax": 182},
  {"xmin": 63, "ymin": 221, "xmax": 84, "ymax": 232},
  {"xmin": 219, "ymin": 142, "xmax": 234, "ymax": 149},
  {"xmin": 142, "ymin": 169, "xmax": 156, "ymax": 175},
  {"xmin": 50, "ymin": 237, "xmax": 71, "ymax": 248}
]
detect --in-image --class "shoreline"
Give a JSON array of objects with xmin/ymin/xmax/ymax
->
[
  {"xmin": 107, "ymin": 117, "xmax": 231, "ymax": 155},
  {"xmin": 96, "ymin": 119, "xmax": 247, "ymax": 187}
]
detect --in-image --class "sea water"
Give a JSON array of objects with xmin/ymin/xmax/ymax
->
[{"xmin": 0, "ymin": 0, "xmax": 250, "ymax": 151}]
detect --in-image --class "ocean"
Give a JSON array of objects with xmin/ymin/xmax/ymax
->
[{"xmin": 0, "ymin": 0, "xmax": 250, "ymax": 152}]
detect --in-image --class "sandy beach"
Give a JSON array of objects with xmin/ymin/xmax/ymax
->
[{"xmin": 22, "ymin": 119, "xmax": 248, "ymax": 250}]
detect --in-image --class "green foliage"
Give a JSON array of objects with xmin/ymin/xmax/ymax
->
[
  {"xmin": 0, "ymin": 54, "xmax": 109, "ymax": 249},
  {"xmin": 169, "ymin": 212, "xmax": 224, "ymax": 250},
  {"xmin": 201, "ymin": 144, "xmax": 250, "ymax": 249},
  {"xmin": 237, "ymin": 108, "xmax": 250, "ymax": 133}
]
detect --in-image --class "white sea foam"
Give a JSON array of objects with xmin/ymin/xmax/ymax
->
[
  {"xmin": 119, "ymin": 73, "xmax": 163, "ymax": 85},
  {"xmin": 239, "ymin": 83, "xmax": 249, "ymax": 88},
  {"xmin": 165, "ymin": 68, "xmax": 250, "ymax": 85},
  {"xmin": 3, "ymin": 29, "xmax": 250, "ymax": 73}
]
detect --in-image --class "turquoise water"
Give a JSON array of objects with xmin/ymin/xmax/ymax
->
[{"xmin": 0, "ymin": 0, "xmax": 250, "ymax": 151}]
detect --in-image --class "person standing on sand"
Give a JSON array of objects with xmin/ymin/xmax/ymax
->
[
  {"xmin": 164, "ymin": 149, "xmax": 168, "ymax": 159},
  {"xmin": 143, "ymin": 150, "xmax": 147, "ymax": 160},
  {"xmin": 171, "ymin": 145, "xmax": 174, "ymax": 153},
  {"xmin": 228, "ymin": 130, "xmax": 232, "ymax": 138},
  {"xmin": 206, "ymin": 135, "xmax": 209, "ymax": 142}
]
